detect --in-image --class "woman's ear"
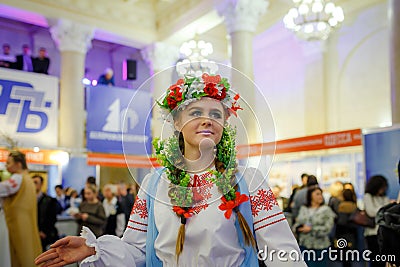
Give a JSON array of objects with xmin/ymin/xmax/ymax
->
[{"xmin": 174, "ymin": 120, "xmax": 181, "ymax": 131}]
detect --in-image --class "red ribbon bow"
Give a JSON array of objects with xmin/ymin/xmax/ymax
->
[
  {"xmin": 172, "ymin": 206, "xmax": 194, "ymax": 219},
  {"xmin": 218, "ymin": 192, "xmax": 249, "ymax": 219}
]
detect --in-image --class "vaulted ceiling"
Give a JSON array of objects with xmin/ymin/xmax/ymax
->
[{"xmin": 0, "ymin": 0, "xmax": 384, "ymax": 61}]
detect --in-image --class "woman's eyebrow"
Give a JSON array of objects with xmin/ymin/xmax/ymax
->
[{"xmin": 187, "ymin": 106, "xmax": 203, "ymax": 111}]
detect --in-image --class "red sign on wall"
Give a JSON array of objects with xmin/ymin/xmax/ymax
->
[{"xmin": 237, "ymin": 129, "xmax": 362, "ymax": 158}]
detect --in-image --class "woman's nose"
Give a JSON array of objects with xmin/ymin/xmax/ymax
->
[{"xmin": 201, "ymin": 116, "xmax": 212, "ymax": 126}]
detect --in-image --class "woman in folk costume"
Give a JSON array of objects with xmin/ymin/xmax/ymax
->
[
  {"xmin": 0, "ymin": 150, "xmax": 42, "ymax": 267},
  {"xmin": 36, "ymin": 73, "xmax": 305, "ymax": 266}
]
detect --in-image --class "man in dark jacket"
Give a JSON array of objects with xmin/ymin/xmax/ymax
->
[
  {"xmin": 33, "ymin": 47, "xmax": 50, "ymax": 74},
  {"xmin": 32, "ymin": 175, "xmax": 59, "ymax": 251},
  {"xmin": 15, "ymin": 44, "xmax": 34, "ymax": 72}
]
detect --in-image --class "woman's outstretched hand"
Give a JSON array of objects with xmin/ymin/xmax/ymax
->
[{"xmin": 35, "ymin": 236, "xmax": 95, "ymax": 267}]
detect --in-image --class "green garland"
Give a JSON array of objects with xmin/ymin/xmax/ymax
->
[
  {"xmin": 152, "ymin": 125, "xmax": 238, "ymax": 209},
  {"xmin": 208, "ymin": 125, "xmax": 237, "ymax": 201},
  {"xmin": 152, "ymin": 136, "xmax": 192, "ymax": 207}
]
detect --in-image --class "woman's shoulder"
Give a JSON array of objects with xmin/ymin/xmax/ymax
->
[
  {"xmin": 364, "ymin": 192, "xmax": 372, "ymax": 199},
  {"xmin": 338, "ymin": 201, "xmax": 357, "ymax": 213},
  {"xmin": 319, "ymin": 205, "xmax": 336, "ymax": 216},
  {"xmin": 141, "ymin": 168, "xmax": 165, "ymax": 187},
  {"xmin": 237, "ymin": 166, "xmax": 268, "ymax": 193}
]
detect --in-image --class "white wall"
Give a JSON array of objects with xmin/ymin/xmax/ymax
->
[
  {"xmin": 253, "ymin": 2, "xmax": 391, "ymax": 140},
  {"xmin": 326, "ymin": 1, "xmax": 391, "ymax": 131},
  {"xmin": 253, "ymin": 23, "xmax": 306, "ymax": 140}
]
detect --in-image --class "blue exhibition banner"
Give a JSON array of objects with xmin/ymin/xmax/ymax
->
[
  {"xmin": 364, "ymin": 126, "xmax": 400, "ymax": 200},
  {"xmin": 86, "ymin": 85, "xmax": 152, "ymax": 155}
]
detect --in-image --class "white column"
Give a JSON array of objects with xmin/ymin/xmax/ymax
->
[
  {"xmin": 389, "ymin": 0, "xmax": 400, "ymax": 124},
  {"xmin": 50, "ymin": 19, "xmax": 94, "ymax": 151},
  {"xmin": 141, "ymin": 42, "xmax": 180, "ymax": 138},
  {"xmin": 301, "ymin": 41, "xmax": 327, "ymax": 135},
  {"xmin": 217, "ymin": 0, "xmax": 269, "ymax": 144}
]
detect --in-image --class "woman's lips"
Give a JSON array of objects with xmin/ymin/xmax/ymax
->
[{"xmin": 197, "ymin": 130, "xmax": 214, "ymax": 135}]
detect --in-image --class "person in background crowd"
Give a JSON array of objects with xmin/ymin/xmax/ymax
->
[
  {"xmin": 81, "ymin": 176, "xmax": 103, "ymax": 202},
  {"xmin": 75, "ymin": 184, "xmax": 106, "ymax": 237},
  {"xmin": 271, "ymin": 185, "xmax": 289, "ymax": 211},
  {"xmin": 65, "ymin": 188, "xmax": 82, "ymax": 216},
  {"xmin": 15, "ymin": 44, "xmax": 34, "ymax": 72},
  {"xmin": 397, "ymin": 160, "xmax": 400, "ymax": 203},
  {"xmin": 328, "ymin": 181, "xmax": 344, "ymax": 214},
  {"xmin": 284, "ymin": 173, "xmax": 308, "ymax": 215},
  {"xmin": 0, "ymin": 151, "xmax": 41, "ymax": 267},
  {"xmin": 32, "ymin": 175, "xmax": 59, "ymax": 251},
  {"xmin": 0, "ymin": 43, "xmax": 16, "ymax": 68},
  {"xmin": 335, "ymin": 188, "xmax": 358, "ymax": 267},
  {"xmin": 55, "ymin": 184, "xmax": 70, "ymax": 213},
  {"xmin": 299, "ymin": 173, "xmax": 309, "ymax": 189},
  {"xmin": 364, "ymin": 175, "xmax": 390, "ymax": 267},
  {"xmin": 128, "ymin": 181, "xmax": 139, "ymax": 201},
  {"xmin": 293, "ymin": 186, "xmax": 336, "ymax": 267},
  {"xmin": 376, "ymin": 160, "xmax": 400, "ymax": 267},
  {"xmin": 33, "ymin": 47, "xmax": 50, "ymax": 74},
  {"xmin": 97, "ymin": 67, "xmax": 115, "ymax": 86},
  {"xmin": 343, "ymin": 182, "xmax": 357, "ymax": 202},
  {"xmin": 117, "ymin": 182, "xmax": 135, "ymax": 226},
  {"xmin": 292, "ymin": 174, "xmax": 319, "ymax": 220},
  {"xmin": 102, "ymin": 184, "xmax": 126, "ymax": 237},
  {"xmin": 283, "ymin": 184, "xmax": 300, "ymax": 213}
]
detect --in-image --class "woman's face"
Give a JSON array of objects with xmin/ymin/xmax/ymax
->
[
  {"xmin": 84, "ymin": 187, "xmax": 96, "ymax": 202},
  {"xmin": 103, "ymin": 187, "xmax": 113, "ymax": 200},
  {"xmin": 6, "ymin": 156, "xmax": 19, "ymax": 174},
  {"xmin": 174, "ymin": 98, "xmax": 225, "ymax": 154},
  {"xmin": 311, "ymin": 189, "xmax": 324, "ymax": 205},
  {"xmin": 378, "ymin": 185, "xmax": 387, "ymax": 196}
]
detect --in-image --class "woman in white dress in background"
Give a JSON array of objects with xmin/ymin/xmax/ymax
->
[{"xmin": 0, "ymin": 198, "xmax": 11, "ymax": 267}]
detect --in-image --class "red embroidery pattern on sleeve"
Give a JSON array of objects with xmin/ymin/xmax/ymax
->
[
  {"xmin": 250, "ymin": 188, "xmax": 278, "ymax": 217},
  {"xmin": 253, "ymin": 211, "xmax": 286, "ymax": 231},
  {"xmin": 131, "ymin": 197, "xmax": 148, "ymax": 219},
  {"xmin": 127, "ymin": 219, "xmax": 148, "ymax": 232}
]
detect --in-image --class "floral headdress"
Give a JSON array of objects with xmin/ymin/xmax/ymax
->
[{"xmin": 158, "ymin": 73, "xmax": 242, "ymax": 117}]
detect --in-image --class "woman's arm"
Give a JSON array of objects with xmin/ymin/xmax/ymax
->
[
  {"xmin": 35, "ymin": 227, "xmax": 145, "ymax": 267},
  {"xmin": 292, "ymin": 206, "xmax": 307, "ymax": 231}
]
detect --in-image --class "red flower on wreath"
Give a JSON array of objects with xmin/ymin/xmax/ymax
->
[
  {"xmin": 228, "ymin": 93, "xmax": 243, "ymax": 117},
  {"xmin": 219, "ymin": 192, "xmax": 249, "ymax": 219},
  {"xmin": 169, "ymin": 78, "xmax": 184, "ymax": 90},
  {"xmin": 204, "ymin": 83, "xmax": 219, "ymax": 98},
  {"xmin": 202, "ymin": 73, "xmax": 221, "ymax": 84},
  {"xmin": 167, "ymin": 96, "xmax": 178, "ymax": 110},
  {"xmin": 173, "ymin": 206, "xmax": 194, "ymax": 219},
  {"xmin": 166, "ymin": 79, "xmax": 184, "ymax": 110},
  {"xmin": 216, "ymin": 88, "xmax": 227, "ymax": 101}
]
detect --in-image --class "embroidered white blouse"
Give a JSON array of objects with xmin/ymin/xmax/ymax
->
[
  {"xmin": 80, "ymin": 167, "xmax": 305, "ymax": 267},
  {"xmin": 0, "ymin": 173, "xmax": 23, "ymax": 197}
]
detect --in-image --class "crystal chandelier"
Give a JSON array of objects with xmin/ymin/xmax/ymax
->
[
  {"xmin": 176, "ymin": 36, "xmax": 218, "ymax": 76},
  {"xmin": 283, "ymin": 0, "xmax": 344, "ymax": 41}
]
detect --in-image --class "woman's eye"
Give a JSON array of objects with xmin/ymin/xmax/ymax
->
[
  {"xmin": 190, "ymin": 111, "xmax": 202, "ymax": 117},
  {"xmin": 210, "ymin": 112, "xmax": 222, "ymax": 119}
]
